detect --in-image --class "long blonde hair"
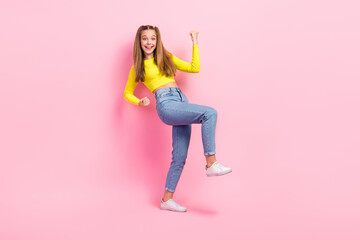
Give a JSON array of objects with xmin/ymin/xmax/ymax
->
[{"xmin": 133, "ymin": 25, "xmax": 176, "ymax": 82}]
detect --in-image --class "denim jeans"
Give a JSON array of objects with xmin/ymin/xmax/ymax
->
[{"xmin": 155, "ymin": 87, "xmax": 217, "ymax": 192}]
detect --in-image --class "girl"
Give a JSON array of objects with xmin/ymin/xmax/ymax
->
[{"xmin": 124, "ymin": 25, "xmax": 232, "ymax": 212}]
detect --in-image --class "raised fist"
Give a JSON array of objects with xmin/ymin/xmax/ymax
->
[
  {"xmin": 139, "ymin": 97, "xmax": 150, "ymax": 106},
  {"xmin": 189, "ymin": 31, "xmax": 199, "ymax": 44}
]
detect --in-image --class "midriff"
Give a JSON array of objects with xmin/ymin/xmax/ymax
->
[{"xmin": 152, "ymin": 82, "xmax": 179, "ymax": 93}]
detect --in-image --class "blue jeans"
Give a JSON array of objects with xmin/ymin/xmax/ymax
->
[{"xmin": 155, "ymin": 87, "xmax": 217, "ymax": 192}]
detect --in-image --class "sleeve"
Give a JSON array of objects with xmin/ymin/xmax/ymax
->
[
  {"xmin": 123, "ymin": 66, "xmax": 140, "ymax": 106},
  {"xmin": 170, "ymin": 44, "xmax": 200, "ymax": 73}
]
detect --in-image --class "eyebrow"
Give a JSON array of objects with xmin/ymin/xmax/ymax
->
[{"xmin": 141, "ymin": 35, "xmax": 157, "ymax": 38}]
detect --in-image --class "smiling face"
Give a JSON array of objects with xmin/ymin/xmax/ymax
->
[{"xmin": 140, "ymin": 29, "xmax": 157, "ymax": 59}]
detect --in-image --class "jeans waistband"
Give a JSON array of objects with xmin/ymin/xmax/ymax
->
[{"xmin": 154, "ymin": 87, "xmax": 182, "ymax": 100}]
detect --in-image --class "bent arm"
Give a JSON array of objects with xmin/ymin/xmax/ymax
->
[
  {"xmin": 170, "ymin": 44, "xmax": 200, "ymax": 73},
  {"xmin": 123, "ymin": 66, "xmax": 140, "ymax": 106}
]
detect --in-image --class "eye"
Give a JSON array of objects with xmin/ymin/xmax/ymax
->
[{"xmin": 152, "ymin": 38, "xmax": 156, "ymax": 41}]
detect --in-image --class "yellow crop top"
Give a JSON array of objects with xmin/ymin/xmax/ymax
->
[{"xmin": 124, "ymin": 44, "xmax": 200, "ymax": 105}]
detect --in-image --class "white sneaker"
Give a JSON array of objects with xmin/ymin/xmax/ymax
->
[
  {"xmin": 206, "ymin": 161, "xmax": 232, "ymax": 177},
  {"xmin": 160, "ymin": 198, "xmax": 187, "ymax": 212}
]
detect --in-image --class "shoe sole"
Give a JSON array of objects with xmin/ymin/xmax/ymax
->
[
  {"xmin": 160, "ymin": 206, "xmax": 187, "ymax": 212},
  {"xmin": 207, "ymin": 169, "xmax": 232, "ymax": 177}
]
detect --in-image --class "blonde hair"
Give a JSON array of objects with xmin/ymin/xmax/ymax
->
[{"xmin": 133, "ymin": 25, "xmax": 176, "ymax": 82}]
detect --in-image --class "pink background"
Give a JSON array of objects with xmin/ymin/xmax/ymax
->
[{"xmin": 1, "ymin": 0, "xmax": 359, "ymax": 239}]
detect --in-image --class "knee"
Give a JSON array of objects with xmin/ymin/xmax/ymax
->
[
  {"xmin": 171, "ymin": 156, "xmax": 187, "ymax": 168},
  {"xmin": 205, "ymin": 107, "xmax": 217, "ymax": 120}
]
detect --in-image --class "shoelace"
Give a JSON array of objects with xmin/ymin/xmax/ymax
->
[
  {"xmin": 213, "ymin": 162, "xmax": 227, "ymax": 171},
  {"xmin": 215, "ymin": 162, "xmax": 224, "ymax": 169},
  {"xmin": 206, "ymin": 162, "xmax": 218, "ymax": 170}
]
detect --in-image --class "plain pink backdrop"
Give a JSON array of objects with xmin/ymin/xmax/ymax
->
[{"xmin": 1, "ymin": 0, "xmax": 359, "ymax": 239}]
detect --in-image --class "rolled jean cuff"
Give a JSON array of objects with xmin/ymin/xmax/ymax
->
[
  {"xmin": 204, "ymin": 151, "xmax": 216, "ymax": 156},
  {"xmin": 165, "ymin": 187, "xmax": 175, "ymax": 192}
]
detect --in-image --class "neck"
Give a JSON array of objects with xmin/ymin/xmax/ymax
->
[{"xmin": 144, "ymin": 54, "xmax": 154, "ymax": 60}]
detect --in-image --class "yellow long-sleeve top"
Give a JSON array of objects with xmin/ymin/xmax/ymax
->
[{"xmin": 124, "ymin": 44, "xmax": 200, "ymax": 105}]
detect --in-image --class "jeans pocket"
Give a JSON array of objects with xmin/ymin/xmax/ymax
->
[
  {"xmin": 158, "ymin": 92, "xmax": 171, "ymax": 98},
  {"xmin": 156, "ymin": 93, "xmax": 171, "ymax": 103},
  {"xmin": 157, "ymin": 95, "xmax": 179, "ymax": 104}
]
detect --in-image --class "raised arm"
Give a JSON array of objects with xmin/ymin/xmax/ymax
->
[{"xmin": 170, "ymin": 31, "xmax": 200, "ymax": 73}]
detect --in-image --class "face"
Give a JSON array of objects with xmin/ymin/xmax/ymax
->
[{"xmin": 140, "ymin": 29, "xmax": 157, "ymax": 58}]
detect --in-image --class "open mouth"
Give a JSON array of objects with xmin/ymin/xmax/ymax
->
[{"xmin": 145, "ymin": 46, "xmax": 154, "ymax": 50}]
